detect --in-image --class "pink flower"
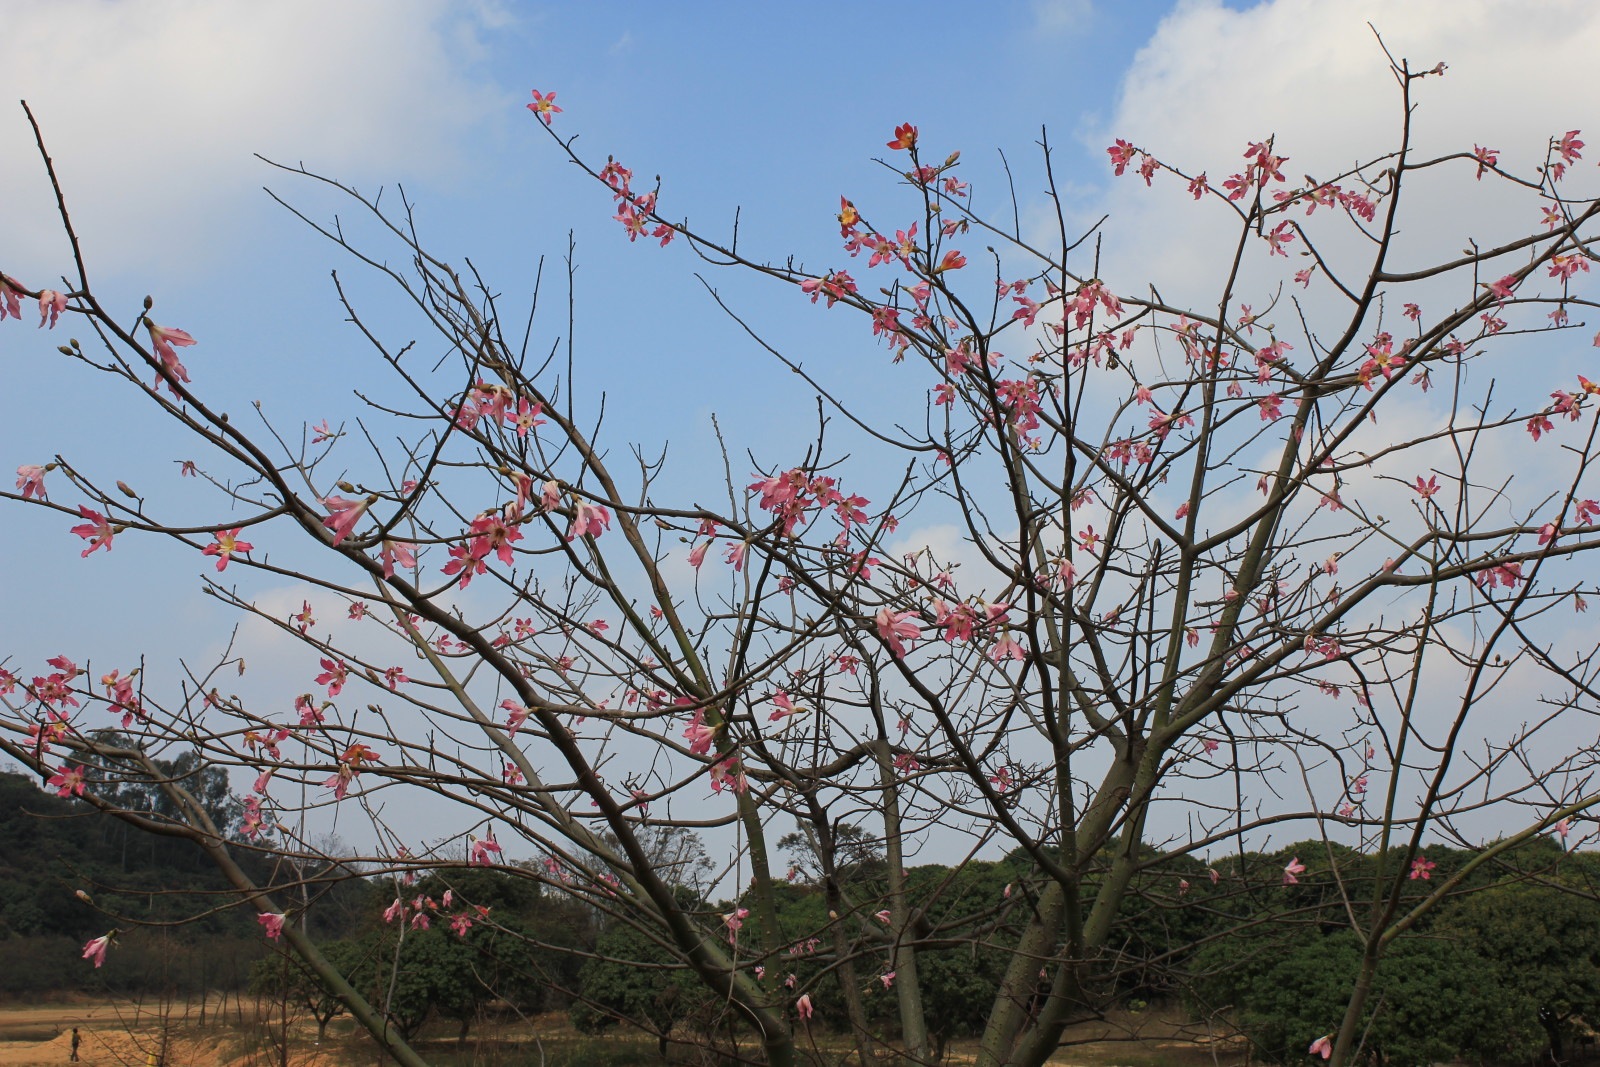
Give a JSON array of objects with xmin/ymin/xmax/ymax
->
[
  {"xmin": 258, "ymin": 912, "xmax": 287, "ymax": 941},
  {"xmin": 796, "ymin": 993, "xmax": 815, "ymax": 1021},
  {"xmin": 988, "ymin": 632, "xmax": 1026, "ymax": 663},
  {"xmin": 38, "ymin": 289, "xmax": 67, "ymax": 329},
  {"xmin": 875, "ymin": 608, "xmax": 920, "ymax": 658},
  {"xmin": 724, "ymin": 907, "xmax": 750, "ymax": 941},
  {"xmin": 1556, "ymin": 129, "xmax": 1585, "ymax": 165},
  {"xmin": 684, "ymin": 710, "xmax": 716, "ymax": 755},
  {"xmin": 874, "ymin": 909, "xmax": 892, "ymax": 924},
  {"xmin": 82, "ymin": 932, "xmax": 114, "ymax": 968},
  {"xmin": 709, "ymin": 755, "xmax": 747, "ymax": 794},
  {"xmin": 202, "ymin": 528, "xmax": 253, "ymax": 571},
  {"xmin": 1309, "ymin": 1035, "xmax": 1333, "ymax": 1060},
  {"xmin": 467, "ymin": 512, "xmax": 522, "ymax": 565},
  {"xmin": 768, "ymin": 690, "xmax": 806, "ymax": 722},
  {"xmin": 380, "ymin": 539, "xmax": 417, "ymax": 578},
  {"xmin": 1282, "ymin": 857, "xmax": 1306, "ymax": 885},
  {"xmin": 469, "ymin": 831, "xmax": 502, "ymax": 866},
  {"xmin": 526, "ymin": 89, "xmax": 562, "ymax": 124},
  {"xmin": 315, "ymin": 657, "xmax": 348, "ymax": 696},
  {"xmin": 1408, "ymin": 858, "xmax": 1436, "ymax": 881},
  {"xmin": 16, "ymin": 464, "xmax": 47, "ymax": 501},
  {"xmin": 887, "ymin": 123, "xmax": 917, "ymax": 151},
  {"xmin": 880, "ymin": 972, "xmax": 896, "ymax": 989},
  {"xmin": 48, "ymin": 765, "xmax": 86, "ymax": 797},
  {"xmin": 1107, "ymin": 139, "xmax": 1137, "ymax": 176},
  {"xmin": 144, "ymin": 319, "xmax": 196, "ymax": 377},
  {"xmin": 0, "ymin": 275, "xmax": 25, "ymax": 320},
  {"xmin": 566, "ymin": 499, "xmax": 611, "ymax": 541},
  {"xmin": 70, "ymin": 506, "xmax": 115, "ymax": 556},
  {"xmin": 321, "ymin": 495, "xmax": 371, "ymax": 545}
]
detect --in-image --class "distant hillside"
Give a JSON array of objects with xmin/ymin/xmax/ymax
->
[{"xmin": 0, "ymin": 767, "xmax": 280, "ymax": 998}]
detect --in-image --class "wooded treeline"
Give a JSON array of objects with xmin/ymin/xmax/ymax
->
[{"xmin": 5, "ymin": 766, "xmax": 1598, "ymax": 1066}]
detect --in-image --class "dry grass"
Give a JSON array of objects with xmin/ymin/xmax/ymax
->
[{"xmin": 0, "ymin": 999, "xmax": 1249, "ymax": 1067}]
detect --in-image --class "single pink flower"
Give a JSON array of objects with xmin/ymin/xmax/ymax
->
[
  {"xmin": 321, "ymin": 495, "xmax": 371, "ymax": 545},
  {"xmin": 202, "ymin": 528, "xmax": 253, "ymax": 571},
  {"xmin": 315, "ymin": 657, "xmax": 348, "ymax": 696},
  {"xmin": 469, "ymin": 831, "xmax": 502, "ymax": 866},
  {"xmin": 708, "ymin": 755, "xmax": 747, "ymax": 794},
  {"xmin": 1309, "ymin": 1035, "xmax": 1333, "ymax": 1060},
  {"xmin": 16, "ymin": 464, "xmax": 47, "ymax": 501},
  {"xmin": 82, "ymin": 932, "xmax": 114, "ymax": 968},
  {"xmin": 1282, "ymin": 857, "xmax": 1306, "ymax": 885},
  {"xmin": 768, "ymin": 690, "xmax": 805, "ymax": 722},
  {"xmin": 144, "ymin": 319, "xmax": 196, "ymax": 382},
  {"xmin": 379, "ymin": 539, "xmax": 417, "ymax": 578},
  {"xmin": 258, "ymin": 912, "xmax": 286, "ymax": 941},
  {"xmin": 875, "ymin": 607, "xmax": 920, "ymax": 659},
  {"xmin": 70, "ymin": 506, "xmax": 115, "ymax": 556},
  {"xmin": 38, "ymin": 289, "xmax": 67, "ymax": 329},
  {"xmin": 566, "ymin": 499, "xmax": 611, "ymax": 541},
  {"xmin": 526, "ymin": 89, "xmax": 562, "ymax": 125},
  {"xmin": 886, "ymin": 123, "xmax": 917, "ymax": 151},
  {"xmin": 0, "ymin": 275, "xmax": 27, "ymax": 320},
  {"xmin": 796, "ymin": 993, "xmax": 814, "ymax": 1021},
  {"xmin": 48, "ymin": 765, "xmax": 86, "ymax": 797}
]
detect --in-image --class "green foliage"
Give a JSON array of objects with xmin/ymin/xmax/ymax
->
[
  {"xmin": 1436, "ymin": 881, "xmax": 1600, "ymax": 1058},
  {"xmin": 571, "ymin": 917, "xmax": 706, "ymax": 1044},
  {"xmin": 1192, "ymin": 926, "xmax": 1521, "ymax": 1067}
]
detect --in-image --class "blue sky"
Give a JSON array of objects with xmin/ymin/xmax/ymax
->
[
  {"xmin": 4, "ymin": 0, "xmax": 1600, "ymax": 855},
  {"xmin": 0, "ymin": 0, "xmax": 1175, "ymax": 672}
]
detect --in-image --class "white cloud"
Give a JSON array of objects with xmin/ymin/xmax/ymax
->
[
  {"xmin": 0, "ymin": 0, "xmax": 507, "ymax": 281},
  {"xmin": 1084, "ymin": 0, "xmax": 1600, "ymax": 308}
]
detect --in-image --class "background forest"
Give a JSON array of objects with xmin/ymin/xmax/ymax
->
[{"xmin": 6, "ymin": 767, "xmax": 1597, "ymax": 1067}]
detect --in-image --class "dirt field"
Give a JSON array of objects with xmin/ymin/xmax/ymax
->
[
  {"xmin": 0, "ymin": 996, "xmax": 329, "ymax": 1067},
  {"xmin": 0, "ymin": 996, "xmax": 1243, "ymax": 1067}
]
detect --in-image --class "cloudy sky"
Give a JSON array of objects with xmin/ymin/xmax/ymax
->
[{"xmin": 3, "ymin": 0, "xmax": 1597, "ymax": 853}]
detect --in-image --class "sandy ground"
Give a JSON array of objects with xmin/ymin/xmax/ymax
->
[
  {"xmin": 0, "ymin": 998, "xmax": 1243, "ymax": 1067},
  {"xmin": 0, "ymin": 997, "xmax": 314, "ymax": 1067}
]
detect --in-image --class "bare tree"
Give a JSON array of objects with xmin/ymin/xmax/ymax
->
[{"xmin": 5, "ymin": 47, "xmax": 1600, "ymax": 1067}]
